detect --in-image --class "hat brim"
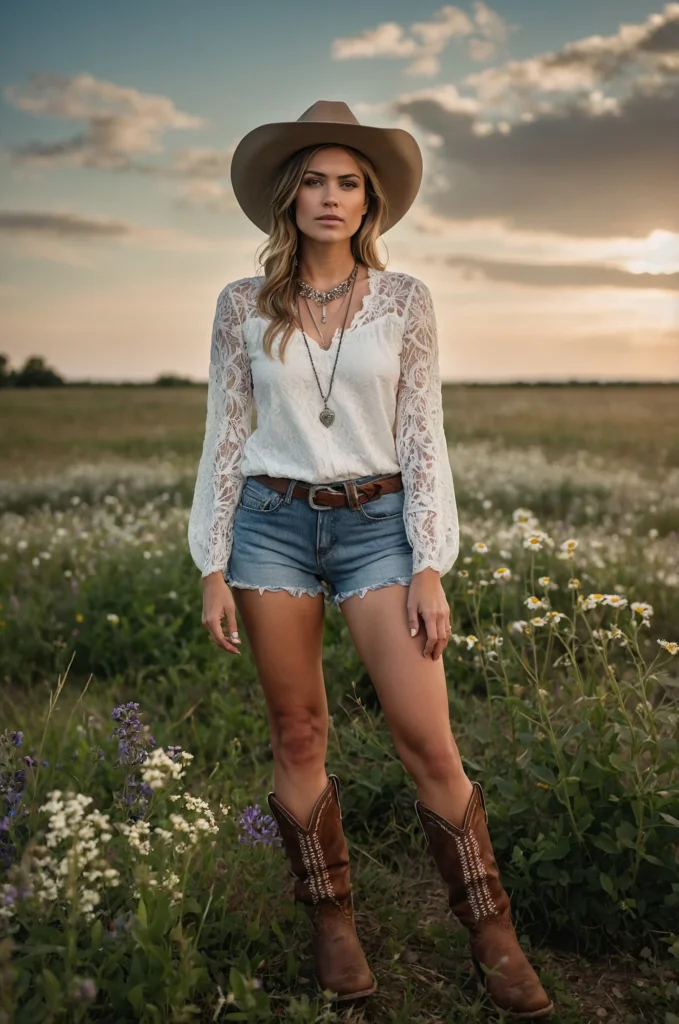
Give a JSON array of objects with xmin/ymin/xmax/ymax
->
[{"xmin": 230, "ymin": 120, "xmax": 423, "ymax": 235}]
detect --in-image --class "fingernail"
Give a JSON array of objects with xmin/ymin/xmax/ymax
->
[
  {"xmin": 410, "ymin": 627, "xmax": 417, "ymax": 636},
  {"xmin": 231, "ymin": 632, "xmax": 239, "ymax": 639}
]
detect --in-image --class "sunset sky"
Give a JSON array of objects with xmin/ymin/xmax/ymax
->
[{"xmin": 1, "ymin": 0, "xmax": 677, "ymax": 382}]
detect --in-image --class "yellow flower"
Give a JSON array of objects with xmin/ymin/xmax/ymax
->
[{"xmin": 75, "ymin": 613, "xmax": 84, "ymax": 623}]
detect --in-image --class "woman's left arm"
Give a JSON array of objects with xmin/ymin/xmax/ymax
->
[{"xmin": 396, "ymin": 276, "xmax": 460, "ymax": 659}]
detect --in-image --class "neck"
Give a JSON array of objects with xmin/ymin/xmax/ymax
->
[{"xmin": 296, "ymin": 241, "xmax": 357, "ymax": 290}]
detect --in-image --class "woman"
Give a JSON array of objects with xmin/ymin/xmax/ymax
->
[{"xmin": 188, "ymin": 100, "xmax": 553, "ymax": 1019}]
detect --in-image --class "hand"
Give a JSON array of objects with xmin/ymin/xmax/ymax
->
[
  {"xmin": 201, "ymin": 572, "xmax": 242, "ymax": 656},
  {"xmin": 407, "ymin": 568, "xmax": 452, "ymax": 661}
]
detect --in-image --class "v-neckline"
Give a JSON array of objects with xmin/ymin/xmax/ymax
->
[{"xmin": 298, "ymin": 266, "xmax": 376, "ymax": 352}]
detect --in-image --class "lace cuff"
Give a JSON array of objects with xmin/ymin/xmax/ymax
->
[
  {"xmin": 188, "ymin": 284, "xmax": 253, "ymax": 577},
  {"xmin": 396, "ymin": 277, "xmax": 459, "ymax": 576}
]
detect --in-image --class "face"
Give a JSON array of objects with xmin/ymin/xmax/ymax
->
[{"xmin": 293, "ymin": 146, "xmax": 370, "ymax": 243}]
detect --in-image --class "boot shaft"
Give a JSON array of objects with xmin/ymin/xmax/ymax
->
[
  {"xmin": 415, "ymin": 781, "xmax": 510, "ymax": 928},
  {"xmin": 267, "ymin": 774, "xmax": 351, "ymax": 907}
]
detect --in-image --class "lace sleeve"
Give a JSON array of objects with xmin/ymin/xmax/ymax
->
[
  {"xmin": 396, "ymin": 277, "xmax": 459, "ymax": 577},
  {"xmin": 188, "ymin": 283, "xmax": 253, "ymax": 577}
]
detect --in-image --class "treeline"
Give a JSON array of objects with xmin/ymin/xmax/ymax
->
[
  {"xmin": 0, "ymin": 353, "xmax": 676, "ymax": 389},
  {"xmin": 0, "ymin": 355, "xmax": 198, "ymax": 389}
]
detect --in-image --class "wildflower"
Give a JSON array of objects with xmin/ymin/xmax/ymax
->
[
  {"xmin": 464, "ymin": 635, "xmax": 479, "ymax": 649},
  {"xmin": 472, "ymin": 541, "xmax": 489, "ymax": 554},
  {"xmin": 106, "ymin": 613, "xmax": 120, "ymax": 624},
  {"xmin": 238, "ymin": 804, "xmax": 281, "ymax": 847},
  {"xmin": 110, "ymin": 703, "xmax": 156, "ymax": 768},
  {"xmin": 493, "ymin": 567, "xmax": 512, "ymax": 581},
  {"xmin": 537, "ymin": 688, "xmax": 549, "ymax": 698},
  {"xmin": 509, "ymin": 620, "xmax": 529, "ymax": 634},
  {"xmin": 560, "ymin": 538, "xmax": 579, "ymax": 555},
  {"xmin": 75, "ymin": 613, "xmax": 84, "ymax": 623},
  {"xmin": 658, "ymin": 639, "xmax": 678, "ymax": 656},
  {"xmin": 538, "ymin": 576, "xmax": 551, "ymax": 587},
  {"xmin": 531, "ymin": 617, "xmax": 547, "ymax": 627},
  {"xmin": 524, "ymin": 596, "xmax": 547, "ymax": 610},
  {"xmin": 580, "ymin": 593, "xmax": 605, "ymax": 610},
  {"xmin": 457, "ymin": 569, "xmax": 469, "ymax": 578},
  {"xmin": 523, "ymin": 535, "xmax": 543, "ymax": 552},
  {"xmin": 141, "ymin": 748, "xmax": 192, "ymax": 790},
  {"xmin": 512, "ymin": 507, "xmax": 535, "ymax": 524},
  {"xmin": 604, "ymin": 594, "xmax": 628, "ymax": 609},
  {"xmin": 631, "ymin": 601, "xmax": 653, "ymax": 619},
  {"xmin": 567, "ymin": 578, "xmax": 580, "ymax": 589},
  {"xmin": 544, "ymin": 611, "xmax": 565, "ymax": 625}
]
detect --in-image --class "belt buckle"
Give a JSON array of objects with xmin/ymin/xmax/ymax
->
[{"xmin": 308, "ymin": 484, "xmax": 342, "ymax": 510}]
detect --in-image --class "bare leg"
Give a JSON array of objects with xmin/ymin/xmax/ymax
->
[
  {"xmin": 232, "ymin": 587, "xmax": 330, "ymax": 826},
  {"xmin": 338, "ymin": 583, "xmax": 474, "ymax": 827}
]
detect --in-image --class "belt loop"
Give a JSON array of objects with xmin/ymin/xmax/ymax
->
[
  {"xmin": 343, "ymin": 480, "xmax": 361, "ymax": 511},
  {"xmin": 284, "ymin": 479, "xmax": 297, "ymax": 504}
]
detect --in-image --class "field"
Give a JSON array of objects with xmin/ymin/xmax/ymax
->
[{"xmin": 0, "ymin": 385, "xmax": 678, "ymax": 1023}]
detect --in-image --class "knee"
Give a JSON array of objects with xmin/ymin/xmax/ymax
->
[
  {"xmin": 397, "ymin": 733, "xmax": 462, "ymax": 784},
  {"xmin": 271, "ymin": 707, "xmax": 328, "ymax": 770}
]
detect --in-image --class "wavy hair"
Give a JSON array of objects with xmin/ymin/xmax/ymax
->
[{"xmin": 253, "ymin": 144, "xmax": 389, "ymax": 362}]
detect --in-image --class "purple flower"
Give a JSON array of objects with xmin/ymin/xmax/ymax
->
[
  {"xmin": 238, "ymin": 804, "xmax": 282, "ymax": 847},
  {"xmin": 10, "ymin": 731, "xmax": 22, "ymax": 748},
  {"xmin": 110, "ymin": 703, "xmax": 156, "ymax": 768},
  {"xmin": 23, "ymin": 756, "xmax": 37, "ymax": 768}
]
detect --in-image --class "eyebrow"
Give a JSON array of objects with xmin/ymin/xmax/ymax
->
[{"xmin": 304, "ymin": 169, "xmax": 361, "ymax": 180}]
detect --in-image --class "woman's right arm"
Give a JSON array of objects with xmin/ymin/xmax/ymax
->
[{"xmin": 187, "ymin": 282, "xmax": 253, "ymax": 654}]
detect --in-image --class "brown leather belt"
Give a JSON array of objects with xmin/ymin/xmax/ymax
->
[{"xmin": 251, "ymin": 472, "xmax": 403, "ymax": 510}]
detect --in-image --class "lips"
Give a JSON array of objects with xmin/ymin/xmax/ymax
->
[{"xmin": 317, "ymin": 217, "xmax": 342, "ymax": 222}]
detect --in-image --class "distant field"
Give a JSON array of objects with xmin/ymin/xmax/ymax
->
[{"xmin": 1, "ymin": 384, "xmax": 678, "ymax": 476}]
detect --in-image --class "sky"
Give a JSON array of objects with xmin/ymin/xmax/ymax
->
[{"xmin": 0, "ymin": 0, "xmax": 678, "ymax": 382}]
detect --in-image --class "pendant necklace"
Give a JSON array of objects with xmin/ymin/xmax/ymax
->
[{"xmin": 296, "ymin": 262, "xmax": 358, "ymax": 427}]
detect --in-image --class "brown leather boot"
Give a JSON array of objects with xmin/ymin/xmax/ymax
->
[
  {"xmin": 267, "ymin": 774, "xmax": 377, "ymax": 1003},
  {"xmin": 415, "ymin": 782, "xmax": 554, "ymax": 1019}
]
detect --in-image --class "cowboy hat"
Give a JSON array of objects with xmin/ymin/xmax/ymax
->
[{"xmin": 229, "ymin": 99, "xmax": 423, "ymax": 235}]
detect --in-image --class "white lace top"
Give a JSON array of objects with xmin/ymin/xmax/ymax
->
[{"xmin": 188, "ymin": 267, "xmax": 459, "ymax": 579}]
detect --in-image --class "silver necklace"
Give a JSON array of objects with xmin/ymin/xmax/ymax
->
[
  {"xmin": 303, "ymin": 288, "xmax": 350, "ymax": 350},
  {"xmin": 297, "ymin": 266, "xmax": 358, "ymax": 427},
  {"xmin": 296, "ymin": 262, "xmax": 359, "ymax": 323}
]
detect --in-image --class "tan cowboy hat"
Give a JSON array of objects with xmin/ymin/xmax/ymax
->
[{"xmin": 230, "ymin": 99, "xmax": 423, "ymax": 235}]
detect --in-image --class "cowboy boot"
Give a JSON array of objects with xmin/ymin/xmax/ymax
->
[
  {"xmin": 415, "ymin": 781, "xmax": 554, "ymax": 1019},
  {"xmin": 267, "ymin": 773, "xmax": 377, "ymax": 1003}
]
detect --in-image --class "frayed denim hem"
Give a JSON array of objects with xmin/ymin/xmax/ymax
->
[
  {"xmin": 225, "ymin": 578, "xmax": 326, "ymax": 600},
  {"xmin": 331, "ymin": 576, "xmax": 412, "ymax": 609}
]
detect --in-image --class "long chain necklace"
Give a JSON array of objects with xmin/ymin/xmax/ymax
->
[{"xmin": 297, "ymin": 264, "xmax": 358, "ymax": 427}]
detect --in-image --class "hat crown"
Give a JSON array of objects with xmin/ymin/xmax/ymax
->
[{"xmin": 297, "ymin": 100, "xmax": 360, "ymax": 127}]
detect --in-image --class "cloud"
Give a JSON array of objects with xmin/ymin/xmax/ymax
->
[
  {"xmin": 393, "ymin": 5, "xmax": 679, "ymax": 238},
  {"xmin": 442, "ymin": 255, "xmax": 679, "ymax": 290},
  {"xmin": 3, "ymin": 73, "xmax": 241, "ymax": 211},
  {"xmin": 4, "ymin": 72, "xmax": 205, "ymax": 171},
  {"xmin": 331, "ymin": 3, "xmax": 510, "ymax": 77},
  {"xmin": 465, "ymin": 2, "xmax": 679, "ymax": 112},
  {"xmin": 0, "ymin": 209, "xmax": 238, "ymax": 266}
]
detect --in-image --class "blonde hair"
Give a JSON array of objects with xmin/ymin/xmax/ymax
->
[{"xmin": 254, "ymin": 144, "xmax": 388, "ymax": 362}]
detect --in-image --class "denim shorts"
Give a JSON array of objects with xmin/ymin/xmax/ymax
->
[{"xmin": 225, "ymin": 472, "xmax": 414, "ymax": 608}]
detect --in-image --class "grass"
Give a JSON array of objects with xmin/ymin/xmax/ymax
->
[
  {"xmin": 0, "ymin": 386, "xmax": 678, "ymax": 1023},
  {"xmin": 1, "ymin": 385, "xmax": 678, "ymax": 477}
]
